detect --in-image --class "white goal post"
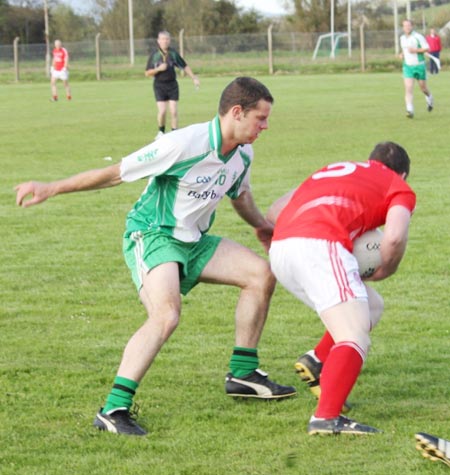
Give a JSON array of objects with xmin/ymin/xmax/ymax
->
[{"xmin": 312, "ymin": 32, "xmax": 349, "ymax": 60}]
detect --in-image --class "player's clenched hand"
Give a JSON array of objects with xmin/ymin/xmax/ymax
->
[{"xmin": 15, "ymin": 181, "xmax": 52, "ymax": 208}]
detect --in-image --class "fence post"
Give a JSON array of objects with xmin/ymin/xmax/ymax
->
[
  {"xmin": 128, "ymin": 0, "xmax": 135, "ymax": 65},
  {"xmin": 179, "ymin": 29, "xmax": 185, "ymax": 77},
  {"xmin": 96, "ymin": 33, "xmax": 101, "ymax": 80},
  {"xmin": 13, "ymin": 37, "xmax": 20, "ymax": 83},
  {"xmin": 44, "ymin": 0, "xmax": 50, "ymax": 77},
  {"xmin": 268, "ymin": 24, "xmax": 273, "ymax": 75},
  {"xmin": 359, "ymin": 22, "xmax": 366, "ymax": 72}
]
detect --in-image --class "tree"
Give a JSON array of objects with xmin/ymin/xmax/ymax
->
[
  {"xmin": 1, "ymin": 3, "xmax": 45, "ymax": 43},
  {"xmin": 51, "ymin": 4, "xmax": 97, "ymax": 42},
  {"xmin": 288, "ymin": 0, "xmax": 347, "ymax": 33},
  {"xmin": 91, "ymin": 0, "xmax": 267, "ymax": 40}
]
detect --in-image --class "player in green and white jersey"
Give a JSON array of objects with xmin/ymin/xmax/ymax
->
[
  {"xmin": 15, "ymin": 77, "xmax": 296, "ymax": 436},
  {"xmin": 399, "ymin": 19, "xmax": 434, "ymax": 118}
]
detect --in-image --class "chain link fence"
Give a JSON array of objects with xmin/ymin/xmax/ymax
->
[{"xmin": 1, "ymin": 30, "xmax": 448, "ymax": 83}]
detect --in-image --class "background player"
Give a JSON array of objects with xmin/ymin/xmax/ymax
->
[
  {"xmin": 145, "ymin": 31, "xmax": 200, "ymax": 139},
  {"xmin": 399, "ymin": 19, "xmax": 433, "ymax": 118},
  {"xmin": 425, "ymin": 28, "xmax": 442, "ymax": 75},
  {"xmin": 15, "ymin": 77, "xmax": 296, "ymax": 436},
  {"xmin": 50, "ymin": 39, "xmax": 71, "ymax": 102},
  {"xmin": 267, "ymin": 142, "xmax": 416, "ymax": 435}
]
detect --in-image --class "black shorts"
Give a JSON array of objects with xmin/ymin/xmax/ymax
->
[{"xmin": 153, "ymin": 81, "xmax": 179, "ymax": 102}]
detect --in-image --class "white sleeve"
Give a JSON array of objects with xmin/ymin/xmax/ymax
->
[
  {"xmin": 120, "ymin": 136, "xmax": 181, "ymax": 182},
  {"xmin": 420, "ymin": 34, "xmax": 429, "ymax": 49}
]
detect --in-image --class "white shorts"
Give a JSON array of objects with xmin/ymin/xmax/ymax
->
[
  {"xmin": 51, "ymin": 68, "xmax": 69, "ymax": 81},
  {"xmin": 269, "ymin": 237, "xmax": 368, "ymax": 314}
]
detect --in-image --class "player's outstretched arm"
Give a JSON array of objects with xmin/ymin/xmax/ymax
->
[{"xmin": 15, "ymin": 163, "xmax": 123, "ymax": 208}]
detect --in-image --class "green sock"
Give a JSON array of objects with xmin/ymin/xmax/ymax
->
[
  {"xmin": 102, "ymin": 376, "xmax": 139, "ymax": 414},
  {"xmin": 229, "ymin": 347, "xmax": 259, "ymax": 378}
]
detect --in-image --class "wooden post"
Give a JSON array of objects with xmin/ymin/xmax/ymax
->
[
  {"xmin": 95, "ymin": 33, "xmax": 101, "ymax": 81},
  {"xmin": 128, "ymin": 0, "xmax": 134, "ymax": 65},
  {"xmin": 179, "ymin": 29, "xmax": 185, "ymax": 77},
  {"xmin": 393, "ymin": 0, "xmax": 399, "ymax": 55},
  {"xmin": 44, "ymin": 0, "xmax": 50, "ymax": 77},
  {"xmin": 359, "ymin": 22, "xmax": 365, "ymax": 72},
  {"xmin": 268, "ymin": 24, "xmax": 273, "ymax": 75},
  {"xmin": 14, "ymin": 37, "xmax": 20, "ymax": 83}
]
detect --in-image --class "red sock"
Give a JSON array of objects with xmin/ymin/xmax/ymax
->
[
  {"xmin": 315, "ymin": 343, "xmax": 363, "ymax": 419},
  {"xmin": 314, "ymin": 331, "xmax": 335, "ymax": 363}
]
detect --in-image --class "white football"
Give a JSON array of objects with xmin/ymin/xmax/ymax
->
[{"xmin": 352, "ymin": 229, "xmax": 383, "ymax": 278}]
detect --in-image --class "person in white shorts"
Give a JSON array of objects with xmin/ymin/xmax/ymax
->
[
  {"xmin": 50, "ymin": 39, "xmax": 71, "ymax": 102},
  {"xmin": 15, "ymin": 77, "xmax": 296, "ymax": 436},
  {"xmin": 268, "ymin": 142, "xmax": 416, "ymax": 435}
]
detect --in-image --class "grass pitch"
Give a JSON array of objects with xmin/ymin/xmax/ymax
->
[{"xmin": 1, "ymin": 73, "xmax": 449, "ymax": 475}]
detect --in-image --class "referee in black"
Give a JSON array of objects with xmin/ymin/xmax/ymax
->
[{"xmin": 145, "ymin": 31, "xmax": 200, "ymax": 140}]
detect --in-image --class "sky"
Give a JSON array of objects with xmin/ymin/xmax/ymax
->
[
  {"xmin": 60, "ymin": 0, "xmax": 291, "ymax": 17},
  {"xmin": 235, "ymin": 0, "xmax": 290, "ymax": 16}
]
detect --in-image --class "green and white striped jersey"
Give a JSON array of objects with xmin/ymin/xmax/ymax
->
[
  {"xmin": 120, "ymin": 116, "xmax": 253, "ymax": 242},
  {"xmin": 400, "ymin": 31, "xmax": 428, "ymax": 66}
]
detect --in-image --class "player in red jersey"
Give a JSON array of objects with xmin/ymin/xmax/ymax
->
[
  {"xmin": 50, "ymin": 39, "xmax": 71, "ymax": 101},
  {"xmin": 268, "ymin": 142, "xmax": 416, "ymax": 435}
]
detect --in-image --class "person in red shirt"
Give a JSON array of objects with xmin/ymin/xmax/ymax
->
[
  {"xmin": 426, "ymin": 28, "xmax": 442, "ymax": 75},
  {"xmin": 268, "ymin": 142, "xmax": 416, "ymax": 435},
  {"xmin": 51, "ymin": 39, "xmax": 72, "ymax": 101}
]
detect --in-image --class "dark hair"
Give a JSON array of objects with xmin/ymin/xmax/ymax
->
[
  {"xmin": 218, "ymin": 77, "xmax": 274, "ymax": 116},
  {"xmin": 368, "ymin": 141, "xmax": 410, "ymax": 177}
]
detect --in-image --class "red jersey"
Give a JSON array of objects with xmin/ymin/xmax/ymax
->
[
  {"xmin": 426, "ymin": 34, "xmax": 441, "ymax": 53},
  {"xmin": 52, "ymin": 47, "xmax": 68, "ymax": 71},
  {"xmin": 272, "ymin": 160, "xmax": 416, "ymax": 251}
]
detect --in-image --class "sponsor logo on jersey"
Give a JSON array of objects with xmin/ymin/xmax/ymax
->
[
  {"xmin": 187, "ymin": 189, "xmax": 222, "ymax": 200},
  {"xmin": 196, "ymin": 175, "xmax": 212, "ymax": 184},
  {"xmin": 137, "ymin": 148, "xmax": 158, "ymax": 162}
]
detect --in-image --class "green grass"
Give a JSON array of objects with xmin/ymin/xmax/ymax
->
[{"xmin": 1, "ymin": 74, "xmax": 450, "ymax": 474}]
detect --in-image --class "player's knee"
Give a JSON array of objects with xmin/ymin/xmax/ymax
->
[
  {"xmin": 369, "ymin": 292, "xmax": 384, "ymax": 330},
  {"xmin": 358, "ymin": 333, "xmax": 371, "ymax": 360},
  {"xmin": 147, "ymin": 302, "xmax": 181, "ymax": 338},
  {"xmin": 342, "ymin": 333, "xmax": 371, "ymax": 362},
  {"xmin": 334, "ymin": 325, "xmax": 371, "ymax": 361},
  {"xmin": 247, "ymin": 258, "xmax": 276, "ymax": 297}
]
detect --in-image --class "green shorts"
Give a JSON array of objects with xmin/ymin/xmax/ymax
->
[
  {"xmin": 403, "ymin": 63, "xmax": 427, "ymax": 80},
  {"xmin": 123, "ymin": 230, "xmax": 221, "ymax": 295}
]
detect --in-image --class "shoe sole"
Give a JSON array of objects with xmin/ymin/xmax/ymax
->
[
  {"xmin": 308, "ymin": 428, "xmax": 378, "ymax": 436},
  {"xmin": 295, "ymin": 360, "xmax": 321, "ymax": 396},
  {"xmin": 295, "ymin": 360, "xmax": 352, "ymax": 413},
  {"xmin": 415, "ymin": 434, "xmax": 450, "ymax": 467},
  {"xmin": 226, "ymin": 391, "xmax": 296, "ymax": 400}
]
